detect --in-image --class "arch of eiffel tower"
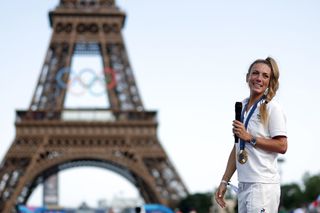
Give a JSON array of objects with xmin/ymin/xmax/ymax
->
[{"xmin": 0, "ymin": 0, "xmax": 188, "ymax": 211}]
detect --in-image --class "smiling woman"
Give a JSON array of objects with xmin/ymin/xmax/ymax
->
[
  {"xmin": 246, "ymin": 58, "xmax": 280, "ymax": 126},
  {"xmin": 215, "ymin": 57, "xmax": 288, "ymax": 213}
]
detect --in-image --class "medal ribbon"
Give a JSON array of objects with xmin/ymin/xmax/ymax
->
[{"xmin": 239, "ymin": 95, "xmax": 265, "ymax": 150}]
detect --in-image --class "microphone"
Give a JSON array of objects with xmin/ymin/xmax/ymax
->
[{"xmin": 235, "ymin": 102, "xmax": 242, "ymax": 143}]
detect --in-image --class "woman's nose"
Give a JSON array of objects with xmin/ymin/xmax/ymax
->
[{"xmin": 256, "ymin": 73, "xmax": 263, "ymax": 81}]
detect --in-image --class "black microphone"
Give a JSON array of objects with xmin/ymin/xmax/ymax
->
[{"xmin": 235, "ymin": 102, "xmax": 242, "ymax": 143}]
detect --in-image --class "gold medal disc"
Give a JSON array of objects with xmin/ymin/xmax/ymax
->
[{"xmin": 238, "ymin": 150, "xmax": 248, "ymax": 164}]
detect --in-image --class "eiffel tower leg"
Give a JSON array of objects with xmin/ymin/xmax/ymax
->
[
  {"xmin": 30, "ymin": 40, "xmax": 74, "ymax": 112},
  {"xmin": 0, "ymin": 136, "xmax": 52, "ymax": 212}
]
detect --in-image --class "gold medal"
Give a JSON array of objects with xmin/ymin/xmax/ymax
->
[{"xmin": 238, "ymin": 150, "xmax": 248, "ymax": 164}]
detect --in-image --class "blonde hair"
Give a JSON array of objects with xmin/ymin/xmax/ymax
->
[{"xmin": 247, "ymin": 57, "xmax": 280, "ymax": 124}]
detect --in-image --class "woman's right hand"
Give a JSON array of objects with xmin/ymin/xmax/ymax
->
[{"xmin": 214, "ymin": 182, "xmax": 227, "ymax": 208}]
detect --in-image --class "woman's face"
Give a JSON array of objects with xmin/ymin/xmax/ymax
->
[{"xmin": 247, "ymin": 63, "xmax": 271, "ymax": 97}]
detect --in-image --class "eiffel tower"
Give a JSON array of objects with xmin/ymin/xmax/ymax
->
[{"xmin": 0, "ymin": 0, "xmax": 188, "ymax": 211}]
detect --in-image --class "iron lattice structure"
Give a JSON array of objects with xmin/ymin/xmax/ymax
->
[{"xmin": 0, "ymin": 0, "xmax": 188, "ymax": 211}]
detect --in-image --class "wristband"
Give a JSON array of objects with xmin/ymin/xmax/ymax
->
[{"xmin": 221, "ymin": 180, "xmax": 229, "ymax": 186}]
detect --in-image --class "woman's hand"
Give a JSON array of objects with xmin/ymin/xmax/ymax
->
[
  {"xmin": 233, "ymin": 120, "xmax": 251, "ymax": 142},
  {"xmin": 215, "ymin": 182, "xmax": 227, "ymax": 208},
  {"xmin": 233, "ymin": 120, "xmax": 288, "ymax": 153}
]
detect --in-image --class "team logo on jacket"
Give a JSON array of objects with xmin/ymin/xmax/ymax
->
[{"xmin": 257, "ymin": 113, "xmax": 261, "ymax": 120}]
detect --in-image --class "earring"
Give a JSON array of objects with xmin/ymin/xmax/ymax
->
[{"xmin": 264, "ymin": 88, "xmax": 269, "ymax": 96}]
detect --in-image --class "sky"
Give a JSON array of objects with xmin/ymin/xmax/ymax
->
[{"xmin": 1, "ymin": 0, "xmax": 320, "ymax": 208}]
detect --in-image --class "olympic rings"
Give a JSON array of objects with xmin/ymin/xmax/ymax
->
[{"xmin": 55, "ymin": 66, "xmax": 117, "ymax": 96}]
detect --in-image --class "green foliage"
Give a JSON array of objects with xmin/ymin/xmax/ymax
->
[
  {"xmin": 280, "ymin": 172, "xmax": 320, "ymax": 210},
  {"xmin": 280, "ymin": 183, "xmax": 304, "ymax": 209},
  {"xmin": 178, "ymin": 193, "xmax": 212, "ymax": 213},
  {"xmin": 303, "ymin": 173, "xmax": 320, "ymax": 203}
]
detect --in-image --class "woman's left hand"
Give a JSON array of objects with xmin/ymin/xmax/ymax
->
[{"xmin": 233, "ymin": 120, "xmax": 251, "ymax": 142}]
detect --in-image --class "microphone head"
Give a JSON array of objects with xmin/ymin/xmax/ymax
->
[
  {"xmin": 235, "ymin": 102, "xmax": 242, "ymax": 121},
  {"xmin": 234, "ymin": 102, "xmax": 242, "ymax": 143},
  {"xmin": 235, "ymin": 102, "xmax": 242, "ymax": 112}
]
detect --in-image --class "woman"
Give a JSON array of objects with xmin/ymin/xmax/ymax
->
[{"xmin": 215, "ymin": 57, "xmax": 288, "ymax": 212}]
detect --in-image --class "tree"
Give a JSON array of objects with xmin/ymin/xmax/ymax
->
[
  {"xmin": 303, "ymin": 172, "xmax": 320, "ymax": 203},
  {"xmin": 280, "ymin": 173, "xmax": 320, "ymax": 211},
  {"xmin": 178, "ymin": 193, "xmax": 212, "ymax": 213},
  {"xmin": 280, "ymin": 183, "xmax": 304, "ymax": 210}
]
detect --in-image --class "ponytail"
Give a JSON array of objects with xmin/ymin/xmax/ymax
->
[{"xmin": 248, "ymin": 57, "xmax": 280, "ymax": 124}]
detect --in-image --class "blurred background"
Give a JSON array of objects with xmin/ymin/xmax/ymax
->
[{"xmin": 1, "ymin": 0, "xmax": 320, "ymax": 212}]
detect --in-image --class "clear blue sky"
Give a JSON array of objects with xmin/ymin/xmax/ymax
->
[{"xmin": 1, "ymin": 0, "xmax": 320, "ymax": 208}]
